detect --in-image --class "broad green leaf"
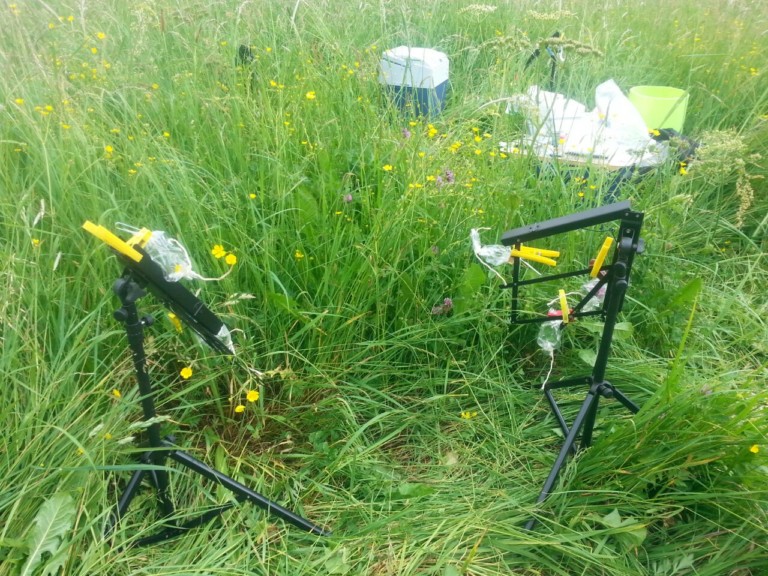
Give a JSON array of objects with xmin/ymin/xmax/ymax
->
[
  {"xmin": 325, "ymin": 547, "xmax": 351, "ymax": 575},
  {"xmin": 668, "ymin": 277, "xmax": 702, "ymax": 309},
  {"xmin": 396, "ymin": 482, "xmax": 435, "ymax": 498},
  {"xmin": 578, "ymin": 349, "xmax": 597, "ymax": 367},
  {"xmin": 601, "ymin": 508, "xmax": 623, "ymax": 528},
  {"xmin": 266, "ymin": 291, "xmax": 300, "ymax": 314},
  {"xmin": 293, "ymin": 188, "xmax": 320, "ymax": 226},
  {"xmin": 454, "ymin": 264, "xmax": 487, "ymax": 314},
  {"xmin": 21, "ymin": 493, "xmax": 76, "ymax": 576},
  {"xmin": 460, "ymin": 263, "xmax": 486, "ymax": 295}
]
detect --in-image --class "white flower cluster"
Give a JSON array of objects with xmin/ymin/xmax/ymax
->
[{"xmin": 459, "ymin": 4, "xmax": 497, "ymax": 15}]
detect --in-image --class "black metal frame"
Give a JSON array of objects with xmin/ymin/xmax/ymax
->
[
  {"xmin": 96, "ymin": 247, "xmax": 329, "ymax": 546},
  {"xmin": 501, "ymin": 201, "xmax": 644, "ymax": 529}
]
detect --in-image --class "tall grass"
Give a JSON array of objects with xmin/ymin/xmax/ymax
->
[{"xmin": 1, "ymin": 0, "xmax": 766, "ymax": 574}]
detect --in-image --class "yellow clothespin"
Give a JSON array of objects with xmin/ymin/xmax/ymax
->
[
  {"xmin": 509, "ymin": 244, "xmax": 561, "ymax": 267},
  {"xmin": 590, "ymin": 237, "xmax": 614, "ymax": 277},
  {"xmin": 126, "ymin": 227, "xmax": 153, "ymax": 249},
  {"xmin": 82, "ymin": 221, "xmax": 143, "ymax": 263}
]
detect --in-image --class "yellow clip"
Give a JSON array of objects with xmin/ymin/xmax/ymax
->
[
  {"xmin": 82, "ymin": 221, "xmax": 143, "ymax": 263},
  {"xmin": 558, "ymin": 289, "xmax": 569, "ymax": 324},
  {"xmin": 509, "ymin": 244, "xmax": 561, "ymax": 267},
  {"xmin": 126, "ymin": 227, "xmax": 152, "ymax": 248},
  {"xmin": 590, "ymin": 237, "xmax": 614, "ymax": 278}
]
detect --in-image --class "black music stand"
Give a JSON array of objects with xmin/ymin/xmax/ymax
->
[
  {"xmin": 83, "ymin": 222, "xmax": 330, "ymax": 546},
  {"xmin": 500, "ymin": 201, "xmax": 644, "ymax": 529}
]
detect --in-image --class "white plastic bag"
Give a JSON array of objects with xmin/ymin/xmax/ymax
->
[
  {"xmin": 470, "ymin": 228, "xmax": 511, "ymax": 266},
  {"xmin": 116, "ymin": 223, "xmax": 229, "ymax": 283},
  {"xmin": 594, "ymin": 79, "xmax": 651, "ymax": 150},
  {"xmin": 503, "ymin": 79, "xmax": 667, "ymax": 168}
]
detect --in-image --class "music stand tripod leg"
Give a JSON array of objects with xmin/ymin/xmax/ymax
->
[
  {"xmin": 167, "ymin": 444, "xmax": 330, "ymax": 536},
  {"xmin": 524, "ymin": 384, "xmax": 602, "ymax": 530},
  {"xmin": 106, "ymin": 273, "xmax": 330, "ymax": 544}
]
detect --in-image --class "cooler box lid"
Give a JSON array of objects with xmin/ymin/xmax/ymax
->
[{"xmin": 379, "ymin": 46, "xmax": 449, "ymax": 88}]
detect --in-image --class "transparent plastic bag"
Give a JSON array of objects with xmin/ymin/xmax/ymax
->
[
  {"xmin": 144, "ymin": 230, "xmax": 196, "ymax": 282},
  {"xmin": 116, "ymin": 223, "xmax": 227, "ymax": 283},
  {"xmin": 537, "ymin": 311, "xmax": 562, "ymax": 353},
  {"xmin": 215, "ymin": 325, "xmax": 235, "ymax": 354},
  {"xmin": 537, "ymin": 309, "xmax": 563, "ymax": 388},
  {"xmin": 580, "ymin": 277, "xmax": 607, "ymax": 312},
  {"xmin": 470, "ymin": 228, "xmax": 511, "ymax": 266}
]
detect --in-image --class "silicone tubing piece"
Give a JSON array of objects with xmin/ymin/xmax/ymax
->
[{"xmin": 82, "ymin": 221, "xmax": 144, "ymax": 263}]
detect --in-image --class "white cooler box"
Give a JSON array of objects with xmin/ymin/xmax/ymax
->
[{"xmin": 379, "ymin": 46, "xmax": 449, "ymax": 116}]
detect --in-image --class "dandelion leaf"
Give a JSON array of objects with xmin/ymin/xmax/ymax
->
[
  {"xmin": 667, "ymin": 277, "xmax": 702, "ymax": 309},
  {"xmin": 20, "ymin": 493, "xmax": 76, "ymax": 576}
]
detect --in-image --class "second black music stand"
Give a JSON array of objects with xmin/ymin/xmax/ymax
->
[
  {"xmin": 83, "ymin": 222, "xmax": 330, "ymax": 546},
  {"xmin": 500, "ymin": 201, "xmax": 644, "ymax": 529}
]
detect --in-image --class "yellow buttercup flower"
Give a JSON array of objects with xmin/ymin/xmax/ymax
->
[
  {"xmin": 246, "ymin": 390, "xmax": 259, "ymax": 403},
  {"xmin": 382, "ymin": 164, "xmax": 393, "ymax": 172},
  {"xmin": 225, "ymin": 253, "xmax": 237, "ymax": 266},
  {"xmin": 750, "ymin": 444, "xmax": 760, "ymax": 454},
  {"xmin": 167, "ymin": 312, "xmax": 183, "ymax": 332},
  {"xmin": 211, "ymin": 244, "xmax": 227, "ymax": 259},
  {"xmin": 234, "ymin": 404, "xmax": 245, "ymax": 413},
  {"xmin": 305, "ymin": 91, "xmax": 316, "ymax": 100},
  {"xmin": 180, "ymin": 366, "xmax": 193, "ymax": 379},
  {"xmin": 112, "ymin": 389, "xmax": 122, "ymax": 398}
]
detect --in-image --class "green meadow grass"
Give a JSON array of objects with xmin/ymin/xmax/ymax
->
[{"xmin": 1, "ymin": 0, "xmax": 766, "ymax": 574}]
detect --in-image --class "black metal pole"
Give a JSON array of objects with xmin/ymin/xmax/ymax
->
[
  {"xmin": 525, "ymin": 387, "xmax": 600, "ymax": 530},
  {"xmin": 168, "ymin": 444, "xmax": 330, "ymax": 536},
  {"xmin": 113, "ymin": 277, "xmax": 175, "ymax": 519}
]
